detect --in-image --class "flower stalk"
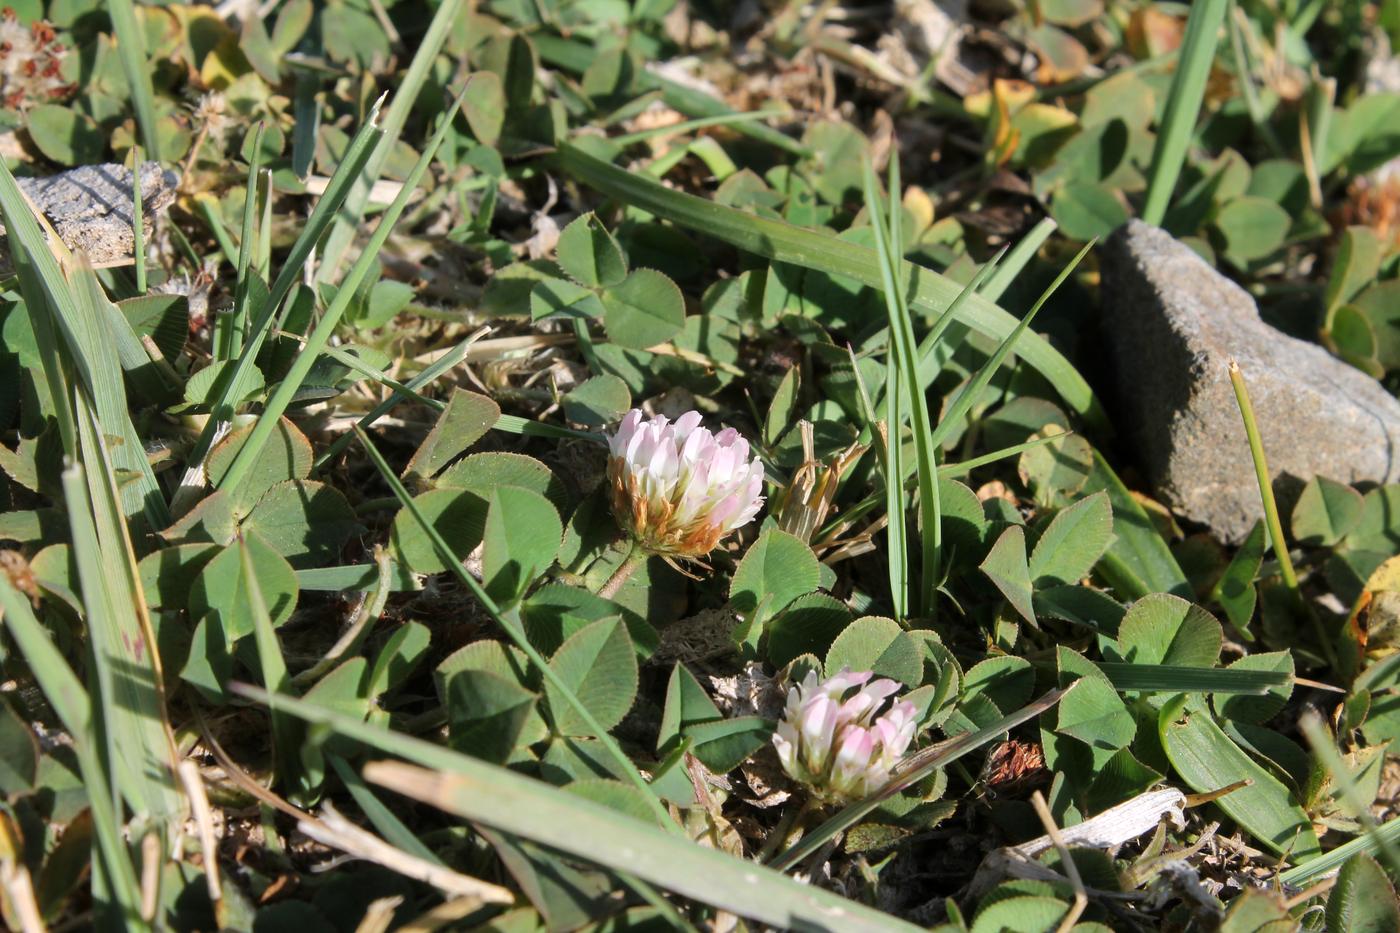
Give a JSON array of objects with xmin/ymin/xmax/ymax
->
[{"xmin": 598, "ymin": 540, "xmax": 646, "ymax": 600}]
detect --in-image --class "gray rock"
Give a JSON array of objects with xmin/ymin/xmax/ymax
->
[
  {"xmin": 1099, "ymin": 220, "xmax": 1400, "ymax": 544},
  {"xmin": 0, "ymin": 161, "xmax": 178, "ymax": 270}
]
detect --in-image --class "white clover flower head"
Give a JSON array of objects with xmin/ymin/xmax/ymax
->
[
  {"xmin": 772, "ymin": 668, "xmax": 918, "ymax": 802},
  {"xmin": 606, "ymin": 409, "xmax": 765, "ymax": 558}
]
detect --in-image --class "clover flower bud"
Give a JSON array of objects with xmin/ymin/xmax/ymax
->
[
  {"xmin": 772, "ymin": 669, "xmax": 917, "ymax": 802},
  {"xmin": 606, "ymin": 409, "xmax": 765, "ymax": 558}
]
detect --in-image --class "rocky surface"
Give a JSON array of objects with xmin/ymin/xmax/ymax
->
[
  {"xmin": 1099, "ymin": 220, "xmax": 1400, "ymax": 544},
  {"xmin": 0, "ymin": 161, "xmax": 178, "ymax": 269}
]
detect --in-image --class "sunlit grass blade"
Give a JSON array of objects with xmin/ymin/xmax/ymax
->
[
  {"xmin": 225, "ymin": 683, "xmax": 921, "ymax": 931},
  {"xmin": 609, "ymin": 109, "xmax": 789, "ymax": 146},
  {"xmin": 863, "ymin": 157, "xmax": 942, "ymax": 616},
  {"xmin": 937, "ymin": 432, "xmax": 1067, "ymax": 478},
  {"xmin": 552, "ymin": 142, "xmax": 1106, "ymax": 429},
  {"xmin": 107, "ymin": 0, "xmax": 161, "ymax": 160},
  {"xmin": 891, "ymin": 248, "xmax": 1005, "ymax": 424},
  {"xmin": 241, "ymin": 534, "xmax": 304, "ymax": 794},
  {"xmin": 1278, "ymin": 816, "xmax": 1400, "ymax": 886},
  {"xmin": 316, "ymin": 0, "xmax": 464, "ymax": 282},
  {"xmin": 1141, "ymin": 0, "xmax": 1228, "ymax": 226},
  {"xmin": 1226, "ymin": 1, "xmax": 1284, "ymax": 158},
  {"xmin": 814, "ymin": 434, "xmax": 1067, "ymax": 543},
  {"xmin": 1299, "ymin": 714, "xmax": 1400, "ymax": 877},
  {"xmin": 883, "ymin": 354, "xmax": 909, "ymax": 617},
  {"xmin": 0, "ymin": 165, "xmax": 168, "ymax": 527},
  {"xmin": 67, "ymin": 398, "xmax": 183, "ymax": 824},
  {"xmin": 328, "ymin": 754, "xmax": 441, "ymax": 865},
  {"xmin": 771, "ymin": 689, "xmax": 1065, "ymax": 872},
  {"xmin": 493, "ymin": 414, "xmax": 597, "ymax": 441},
  {"xmin": 978, "ymin": 218, "xmax": 1055, "ymax": 303},
  {"xmin": 1096, "ymin": 662, "xmax": 1289, "ymax": 693},
  {"xmin": 172, "ymin": 108, "xmax": 385, "ymax": 513},
  {"xmin": 295, "ymin": 562, "xmax": 420, "ymax": 592},
  {"xmin": 349, "ymin": 425, "xmax": 676, "ymax": 829},
  {"xmin": 221, "ymin": 123, "xmax": 266, "ymax": 361},
  {"xmin": 131, "ymin": 145, "xmax": 146, "ymax": 295},
  {"xmin": 0, "ymin": 577, "xmax": 144, "ymax": 921},
  {"xmin": 533, "ymin": 34, "xmax": 811, "ymax": 158},
  {"xmin": 927, "ymin": 239, "xmax": 1095, "ymax": 452},
  {"xmin": 216, "ymin": 87, "xmax": 465, "ymax": 500},
  {"xmin": 1082, "ymin": 451, "xmax": 1191, "ymax": 599}
]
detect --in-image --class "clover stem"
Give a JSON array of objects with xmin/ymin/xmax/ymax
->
[
  {"xmin": 598, "ymin": 540, "xmax": 647, "ymax": 600},
  {"xmin": 759, "ymin": 795, "xmax": 819, "ymax": 864}
]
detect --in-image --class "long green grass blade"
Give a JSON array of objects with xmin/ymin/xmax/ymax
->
[
  {"xmin": 979, "ymin": 218, "xmax": 1055, "ymax": 303},
  {"xmin": 1142, "ymin": 0, "xmax": 1228, "ymax": 225},
  {"xmin": 314, "ymin": 332, "xmax": 484, "ymax": 469},
  {"xmin": 350, "ymin": 426, "xmax": 677, "ymax": 829},
  {"xmin": 1278, "ymin": 817, "xmax": 1400, "ymax": 886},
  {"xmin": 241, "ymin": 534, "xmax": 304, "ymax": 794},
  {"xmin": 327, "ymin": 754, "xmax": 442, "ymax": 865},
  {"xmin": 772, "ymin": 689, "xmax": 1065, "ymax": 871},
  {"xmin": 534, "ymin": 34, "xmax": 811, "ymax": 157},
  {"xmin": 66, "ymin": 401, "xmax": 183, "ymax": 823},
  {"xmin": 1097, "ymin": 662, "xmax": 1289, "ymax": 693},
  {"xmin": 0, "ymin": 578, "xmax": 144, "ymax": 919},
  {"xmin": 1082, "ymin": 452, "xmax": 1191, "ymax": 599},
  {"xmin": 131, "ymin": 146, "xmax": 146, "ymax": 295},
  {"xmin": 885, "ymin": 249, "xmax": 1004, "ymax": 423},
  {"xmin": 107, "ymin": 0, "xmax": 161, "ymax": 160},
  {"xmin": 1300, "ymin": 714, "xmax": 1400, "ymax": 876},
  {"xmin": 224, "ymin": 124, "xmax": 267, "ymax": 361},
  {"xmin": 927, "ymin": 240, "xmax": 1094, "ymax": 452},
  {"xmin": 226, "ymin": 684, "xmax": 921, "ymax": 932},
  {"xmin": 0, "ymin": 167, "xmax": 169, "ymax": 528},
  {"xmin": 316, "ymin": 0, "xmax": 464, "ymax": 281},
  {"xmin": 217, "ymin": 88, "xmax": 464, "ymax": 500},
  {"xmin": 295, "ymin": 563, "xmax": 420, "ymax": 592},
  {"xmin": 173, "ymin": 108, "xmax": 385, "ymax": 513},
  {"xmin": 863, "ymin": 158, "xmax": 941, "ymax": 616},
  {"xmin": 552, "ymin": 142, "xmax": 1106, "ymax": 429}
]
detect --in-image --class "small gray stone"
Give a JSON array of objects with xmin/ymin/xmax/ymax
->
[
  {"xmin": 0, "ymin": 161, "xmax": 178, "ymax": 270},
  {"xmin": 1099, "ymin": 220, "xmax": 1400, "ymax": 544}
]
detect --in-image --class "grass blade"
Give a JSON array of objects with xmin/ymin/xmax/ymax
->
[
  {"xmin": 225, "ymin": 684, "xmax": 921, "ymax": 931},
  {"xmin": 771, "ymin": 689, "xmax": 1065, "ymax": 871},
  {"xmin": 241, "ymin": 534, "xmax": 304, "ymax": 794},
  {"xmin": 131, "ymin": 146, "xmax": 146, "ymax": 295},
  {"xmin": 220, "ymin": 124, "xmax": 266, "ymax": 361},
  {"xmin": 107, "ymin": 0, "xmax": 161, "ymax": 160},
  {"xmin": 216, "ymin": 88, "xmax": 464, "ymax": 500},
  {"xmin": 552, "ymin": 142, "xmax": 1106, "ymax": 429},
  {"xmin": 979, "ymin": 218, "xmax": 1055, "ymax": 303},
  {"xmin": 0, "ymin": 578, "xmax": 144, "ymax": 919},
  {"xmin": 1299, "ymin": 713, "xmax": 1400, "ymax": 876},
  {"xmin": 314, "ymin": 330, "xmax": 487, "ymax": 469},
  {"xmin": 1278, "ymin": 817, "xmax": 1400, "ymax": 886},
  {"xmin": 1081, "ymin": 451, "xmax": 1191, "ymax": 599},
  {"xmin": 66, "ymin": 399, "xmax": 183, "ymax": 823},
  {"xmin": 0, "ymin": 166, "xmax": 168, "ymax": 527},
  {"xmin": 863, "ymin": 157, "xmax": 942, "ymax": 616},
  {"xmin": 328, "ymin": 754, "xmax": 441, "ymax": 865},
  {"xmin": 315, "ymin": 0, "xmax": 464, "ymax": 282},
  {"xmin": 171, "ymin": 109, "xmax": 385, "ymax": 513},
  {"xmin": 927, "ymin": 240, "xmax": 1094, "ymax": 452},
  {"xmin": 350, "ymin": 425, "xmax": 676, "ymax": 829},
  {"xmin": 1141, "ymin": 0, "xmax": 1228, "ymax": 226},
  {"xmin": 534, "ymin": 34, "xmax": 811, "ymax": 157},
  {"xmin": 295, "ymin": 562, "xmax": 420, "ymax": 592},
  {"xmin": 1097, "ymin": 662, "xmax": 1289, "ymax": 693}
]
